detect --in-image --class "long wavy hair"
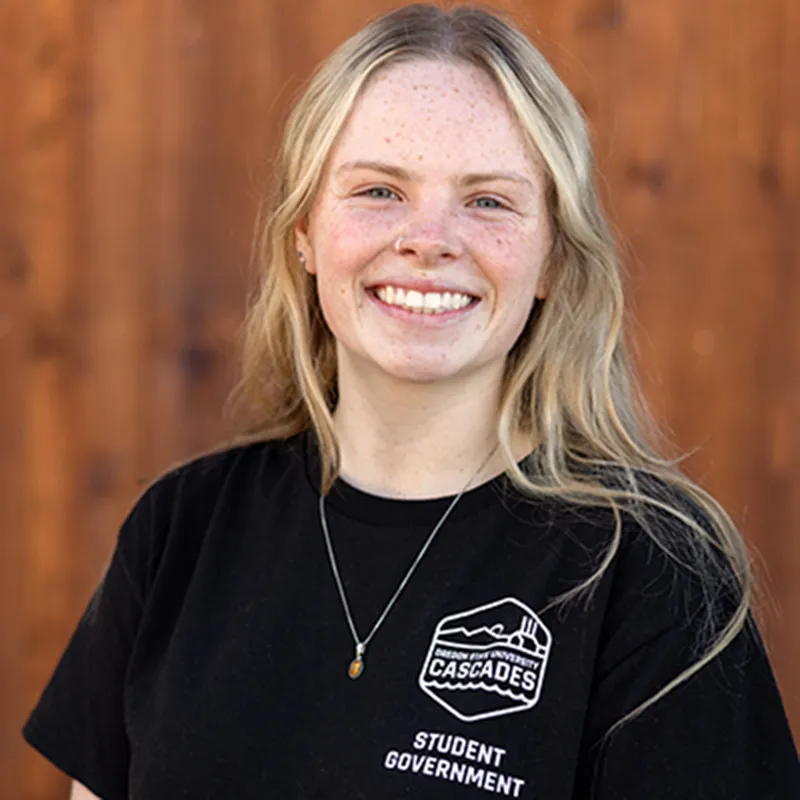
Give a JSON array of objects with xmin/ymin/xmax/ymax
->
[{"xmin": 225, "ymin": 3, "xmax": 751, "ymax": 739}]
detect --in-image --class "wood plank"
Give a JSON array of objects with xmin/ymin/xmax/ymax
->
[
  {"xmin": 21, "ymin": 0, "xmax": 91, "ymax": 797},
  {"xmin": 83, "ymin": 0, "xmax": 149, "ymax": 588},
  {"xmin": 767, "ymin": 0, "xmax": 800, "ymax": 747},
  {"xmin": 0, "ymin": 0, "xmax": 28, "ymax": 796}
]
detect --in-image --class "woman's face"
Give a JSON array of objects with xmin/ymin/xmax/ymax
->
[{"xmin": 296, "ymin": 59, "xmax": 551, "ymax": 389}]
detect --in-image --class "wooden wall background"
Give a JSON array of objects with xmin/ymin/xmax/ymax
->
[{"xmin": 1, "ymin": 0, "xmax": 797, "ymax": 796}]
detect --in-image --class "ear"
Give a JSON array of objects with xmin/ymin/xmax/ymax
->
[
  {"xmin": 534, "ymin": 266, "xmax": 549, "ymax": 300},
  {"xmin": 294, "ymin": 216, "xmax": 315, "ymax": 275},
  {"xmin": 536, "ymin": 233, "xmax": 557, "ymax": 299}
]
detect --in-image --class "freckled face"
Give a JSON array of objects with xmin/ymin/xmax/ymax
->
[{"xmin": 295, "ymin": 59, "xmax": 551, "ymax": 387}]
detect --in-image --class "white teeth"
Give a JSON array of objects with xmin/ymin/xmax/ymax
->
[
  {"xmin": 423, "ymin": 293, "xmax": 441, "ymax": 313},
  {"xmin": 373, "ymin": 286, "xmax": 475, "ymax": 314},
  {"xmin": 405, "ymin": 290, "xmax": 423, "ymax": 309}
]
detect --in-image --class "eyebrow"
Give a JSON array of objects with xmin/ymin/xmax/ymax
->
[{"xmin": 334, "ymin": 160, "xmax": 534, "ymax": 190}]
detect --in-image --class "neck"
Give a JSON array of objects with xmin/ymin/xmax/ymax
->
[{"xmin": 332, "ymin": 360, "xmax": 526, "ymax": 499}]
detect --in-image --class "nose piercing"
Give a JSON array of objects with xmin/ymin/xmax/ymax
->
[{"xmin": 394, "ymin": 236, "xmax": 405, "ymax": 254}]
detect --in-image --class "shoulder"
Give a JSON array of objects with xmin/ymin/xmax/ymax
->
[
  {"xmin": 112, "ymin": 434, "xmax": 310, "ymax": 592},
  {"xmin": 557, "ymin": 463, "xmax": 742, "ymax": 604},
  {"xmin": 591, "ymin": 484, "xmax": 748, "ymax": 674},
  {"xmin": 136, "ymin": 433, "xmax": 308, "ymax": 517},
  {"xmin": 514, "ymin": 459, "xmax": 747, "ymax": 661}
]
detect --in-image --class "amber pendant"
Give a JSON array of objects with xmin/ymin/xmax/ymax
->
[{"xmin": 348, "ymin": 643, "xmax": 366, "ymax": 679}]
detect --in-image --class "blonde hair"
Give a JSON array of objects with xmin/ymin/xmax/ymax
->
[{"xmin": 226, "ymin": 3, "xmax": 752, "ymax": 740}]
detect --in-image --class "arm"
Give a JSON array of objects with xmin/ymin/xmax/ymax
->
[
  {"xmin": 23, "ymin": 483, "xmax": 166, "ymax": 798},
  {"xmin": 71, "ymin": 782, "xmax": 101, "ymax": 800},
  {"xmin": 574, "ymin": 622, "xmax": 799, "ymax": 798}
]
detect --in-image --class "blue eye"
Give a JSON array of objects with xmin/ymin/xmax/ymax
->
[
  {"xmin": 362, "ymin": 186, "xmax": 399, "ymax": 200},
  {"xmin": 473, "ymin": 196, "xmax": 506, "ymax": 210}
]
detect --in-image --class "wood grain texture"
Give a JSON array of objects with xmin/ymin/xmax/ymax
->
[
  {"xmin": 18, "ymin": 2, "xmax": 92, "ymax": 798},
  {"xmin": 2, "ymin": 1, "xmax": 797, "ymax": 796},
  {"xmin": 0, "ymin": 3, "xmax": 27, "ymax": 799}
]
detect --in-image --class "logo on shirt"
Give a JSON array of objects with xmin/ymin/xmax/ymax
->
[{"xmin": 418, "ymin": 597, "xmax": 552, "ymax": 722}]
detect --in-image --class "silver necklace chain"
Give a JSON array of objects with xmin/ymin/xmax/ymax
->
[{"xmin": 319, "ymin": 446, "xmax": 498, "ymax": 680}]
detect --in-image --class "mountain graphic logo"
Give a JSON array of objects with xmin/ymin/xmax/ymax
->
[{"xmin": 418, "ymin": 597, "xmax": 552, "ymax": 722}]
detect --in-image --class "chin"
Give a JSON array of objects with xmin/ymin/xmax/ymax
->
[
  {"xmin": 382, "ymin": 369, "xmax": 459, "ymax": 385},
  {"xmin": 340, "ymin": 344, "xmax": 489, "ymax": 386},
  {"xmin": 374, "ymin": 357, "xmax": 472, "ymax": 386}
]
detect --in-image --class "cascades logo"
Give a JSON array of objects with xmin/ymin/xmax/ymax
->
[{"xmin": 418, "ymin": 597, "xmax": 552, "ymax": 722}]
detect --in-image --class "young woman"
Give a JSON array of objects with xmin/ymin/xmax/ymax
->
[{"xmin": 25, "ymin": 5, "xmax": 798, "ymax": 798}]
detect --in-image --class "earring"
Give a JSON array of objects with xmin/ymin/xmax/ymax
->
[{"xmin": 297, "ymin": 250, "xmax": 306, "ymax": 266}]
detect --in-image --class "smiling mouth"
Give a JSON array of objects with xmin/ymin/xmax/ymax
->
[{"xmin": 369, "ymin": 285, "xmax": 479, "ymax": 315}]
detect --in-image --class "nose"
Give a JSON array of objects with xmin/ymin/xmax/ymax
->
[{"xmin": 394, "ymin": 210, "xmax": 463, "ymax": 266}]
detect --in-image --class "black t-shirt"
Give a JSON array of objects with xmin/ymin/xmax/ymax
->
[{"xmin": 23, "ymin": 434, "xmax": 799, "ymax": 798}]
